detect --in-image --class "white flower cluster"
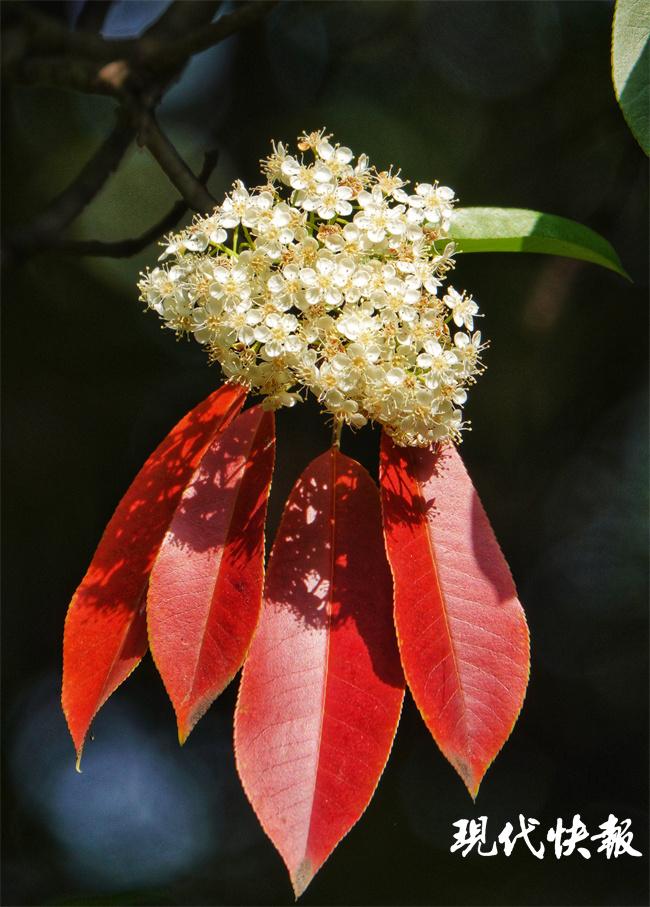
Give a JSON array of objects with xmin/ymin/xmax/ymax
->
[{"xmin": 138, "ymin": 130, "xmax": 486, "ymax": 446}]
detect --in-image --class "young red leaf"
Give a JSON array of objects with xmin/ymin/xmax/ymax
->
[
  {"xmin": 235, "ymin": 448, "xmax": 404, "ymax": 898},
  {"xmin": 380, "ymin": 434, "xmax": 529, "ymax": 799},
  {"xmin": 147, "ymin": 404, "xmax": 275, "ymax": 743},
  {"xmin": 62, "ymin": 383, "xmax": 246, "ymax": 764}
]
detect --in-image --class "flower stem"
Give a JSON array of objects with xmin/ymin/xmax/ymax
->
[{"xmin": 331, "ymin": 418, "xmax": 343, "ymax": 449}]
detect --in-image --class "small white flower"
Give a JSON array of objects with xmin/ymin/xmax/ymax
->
[
  {"xmin": 444, "ymin": 288, "xmax": 479, "ymax": 330},
  {"xmin": 139, "ymin": 129, "xmax": 483, "ymax": 447},
  {"xmin": 314, "ymin": 184, "xmax": 353, "ymax": 220},
  {"xmin": 219, "ymin": 181, "xmax": 253, "ymax": 229}
]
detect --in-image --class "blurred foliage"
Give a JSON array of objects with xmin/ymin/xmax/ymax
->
[{"xmin": 2, "ymin": 2, "xmax": 648, "ymax": 906}]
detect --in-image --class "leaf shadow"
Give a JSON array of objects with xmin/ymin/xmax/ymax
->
[
  {"xmin": 380, "ymin": 435, "xmax": 514, "ymax": 605},
  {"xmin": 158, "ymin": 406, "xmax": 275, "ymax": 569},
  {"xmin": 262, "ymin": 449, "xmax": 404, "ymax": 689}
]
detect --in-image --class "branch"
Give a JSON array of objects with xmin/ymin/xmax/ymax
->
[
  {"xmin": 140, "ymin": 0, "xmax": 278, "ymax": 73},
  {"xmin": 136, "ymin": 111, "xmax": 216, "ymax": 213},
  {"xmin": 2, "ymin": 0, "xmax": 277, "ymax": 263},
  {"xmin": 6, "ymin": 55, "xmax": 121, "ymax": 96},
  {"xmin": 141, "ymin": 1, "xmax": 224, "ymax": 43},
  {"xmin": 6, "ymin": 5, "xmax": 129, "ymax": 62},
  {"xmin": 6, "ymin": 0, "xmax": 263, "ymax": 70},
  {"xmin": 52, "ymin": 149, "xmax": 220, "ymax": 258},
  {"xmin": 9, "ymin": 117, "xmax": 135, "ymax": 253}
]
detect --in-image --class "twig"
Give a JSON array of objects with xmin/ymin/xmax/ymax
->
[
  {"xmin": 6, "ymin": 5, "xmax": 128, "ymax": 62},
  {"xmin": 52, "ymin": 149, "xmax": 220, "ymax": 258},
  {"xmin": 7, "ymin": 56, "xmax": 122, "ymax": 96},
  {"xmin": 2, "ymin": 0, "xmax": 277, "ymax": 263},
  {"xmin": 10, "ymin": 117, "xmax": 135, "ymax": 253},
  {"xmin": 136, "ymin": 111, "xmax": 216, "ymax": 213},
  {"xmin": 141, "ymin": 1, "xmax": 278, "ymax": 73},
  {"xmin": 141, "ymin": 1, "xmax": 224, "ymax": 44},
  {"xmin": 7, "ymin": 0, "xmax": 266, "ymax": 70}
]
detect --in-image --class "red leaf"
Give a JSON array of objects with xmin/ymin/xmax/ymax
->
[
  {"xmin": 147, "ymin": 404, "xmax": 275, "ymax": 742},
  {"xmin": 62, "ymin": 383, "xmax": 246, "ymax": 763},
  {"xmin": 235, "ymin": 449, "xmax": 404, "ymax": 897},
  {"xmin": 380, "ymin": 434, "xmax": 529, "ymax": 798}
]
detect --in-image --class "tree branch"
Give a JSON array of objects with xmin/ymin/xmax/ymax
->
[
  {"xmin": 136, "ymin": 111, "xmax": 216, "ymax": 213},
  {"xmin": 141, "ymin": 1, "xmax": 224, "ymax": 44},
  {"xmin": 52, "ymin": 149, "xmax": 220, "ymax": 258},
  {"xmin": 140, "ymin": 0, "xmax": 278, "ymax": 73},
  {"xmin": 6, "ymin": 55, "xmax": 122, "ymax": 96},
  {"xmin": 6, "ymin": 0, "xmax": 264, "ymax": 70},
  {"xmin": 6, "ymin": 5, "xmax": 129, "ymax": 62},
  {"xmin": 2, "ymin": 0, "xmax": 278, "ymax": 263},
  {"xmin": 9, "ymin": 117, "xmax": 135, "ymax": 253}
]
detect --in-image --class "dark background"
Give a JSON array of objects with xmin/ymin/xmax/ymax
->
[{"xmin": 2, "ymin": 1, "xmax": 648, "ymax": 905}]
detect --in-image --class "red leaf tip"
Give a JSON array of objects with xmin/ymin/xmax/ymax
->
[
  {"xmin": 453, "ymin": 758, "xmax": 481, "ymax": 801},
  {"xmin": 291, "ymin": 858, "xmax": 316, "ymax": 899}
]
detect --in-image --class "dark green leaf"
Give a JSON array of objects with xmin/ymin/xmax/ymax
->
[{"xmin": 449, "ymin": 207, "xmax": 630, "ymax": 279}]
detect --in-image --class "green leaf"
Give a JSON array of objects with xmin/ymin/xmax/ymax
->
[
  {"xmin": 448, "ymin": 207, "xmax": 630, "ymax": 280},
  {"xmin": 612, "ymin": 0, "xmax": 650, "ymax": 156}
]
